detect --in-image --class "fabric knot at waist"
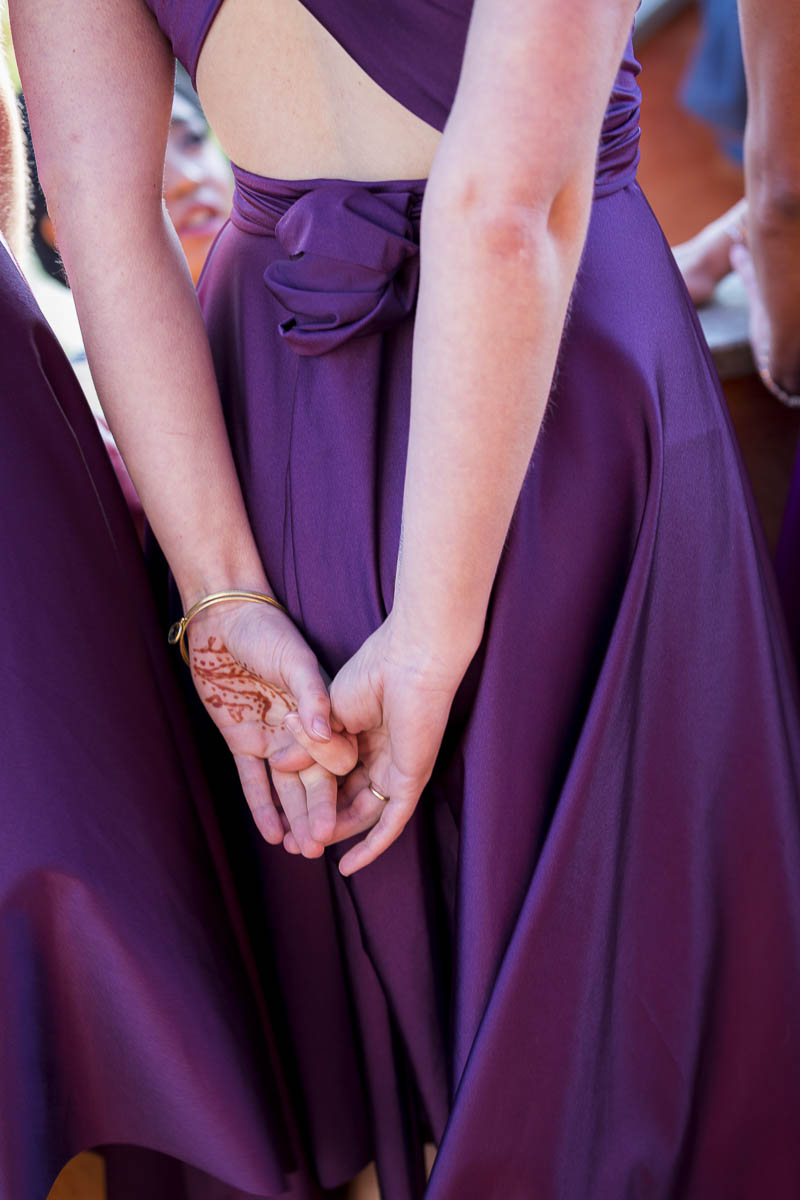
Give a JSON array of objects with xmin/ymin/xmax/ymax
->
[{"xmin": 231, "ymin": 167, "xmax": 424, "ymax": 356}]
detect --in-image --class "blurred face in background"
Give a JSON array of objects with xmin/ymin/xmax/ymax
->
[{"xmin": 164, "ymin": 92, "xmax": 233, "ymax": 284}]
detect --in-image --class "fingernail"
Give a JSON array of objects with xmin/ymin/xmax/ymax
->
[{"xmin": 312, "ymin": 716, "xmax": 331, "ymax": 740}]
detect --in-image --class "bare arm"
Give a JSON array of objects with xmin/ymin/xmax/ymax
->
[
  {"xmin": 738, "ymin": 0, "xmax": 800, "ymax": 392},
  {"xmin": 0, "ymin": 34, "xmax": 27, "ymax": 259},
  {"xmin": 10, "ymin": 0, "xmax": 265, "ymax": 607},
  {"xmin": 395, "ymin": 0, "xmax": 639, "ymax": 661},
  {"xmin": 330, "ymin": 0, "xmax": 640, "ymax": 872},
  {"xmin": 10, "ymin": 0, "xmax": 357, "ymax": 854}
]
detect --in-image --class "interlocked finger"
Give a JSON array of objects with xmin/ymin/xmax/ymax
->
[
  {"xmin": 283, "ymin": 768, "xmax": 385, "ymax": 853},
  {"xmin": 338, "ymin": 784, "xmax": 418, "ymax": 875},
  {"xmin": 233, "ymin": 753, "xmax": 283, "ymax": 845},
  {"xmin": 300, "ymin": 761, "xmax": 338, "ymax": 844},
  {"xmin": 270, "ymin": 766, "xmax": 324, "ymax": 857}
]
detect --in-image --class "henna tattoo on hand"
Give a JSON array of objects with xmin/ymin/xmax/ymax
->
[{"xmin": 191, "ymin": 636, "xmax": 296, "ymax": 726}]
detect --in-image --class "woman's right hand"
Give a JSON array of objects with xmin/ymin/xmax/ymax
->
[
  {"xmin": 185, "ymin": 598, "xmax": 357, "ymax": 857},
  {"xmin": 281, "ymin": 612, "xmax": 468, "ymax": 873}
]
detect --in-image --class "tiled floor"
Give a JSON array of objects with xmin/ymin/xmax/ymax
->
[{"xmin": 43, "ymin": 9, "xmax": 797, "ymax": 1199}]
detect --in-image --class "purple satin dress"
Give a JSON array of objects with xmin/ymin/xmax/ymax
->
[
  {"xmin": 19, "ymin": 0, "xmax": 800, "ymax": 1194},
  {"xmin": 776, "ymin": 467, "xmax": 800, "ymax": 663},
  {"xmin": 0, "ymin": 238, "xmax": 341, "ymax": 1199}
]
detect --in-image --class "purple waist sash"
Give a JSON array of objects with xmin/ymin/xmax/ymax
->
[
  {"xmin": 229, "ymin": 85, "xmax": 639, "ymax": 358},
  {"xmin": 230, "ymin": 172, "xmax": 424, "ymax": 356}
]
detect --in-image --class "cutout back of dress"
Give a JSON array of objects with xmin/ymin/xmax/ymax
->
[{"xmin": 143, "ymin": 0, "xmax": 642, "ymax": 195}]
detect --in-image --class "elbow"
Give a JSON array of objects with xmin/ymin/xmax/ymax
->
[
  {"xmin": 748, "ymin": 172, "xmax": 800, "ymax": 233},
  {"xmin": 745, "ymin": 125, "xmax": 800, "ymax": 222},
  {"xmin": 426, "ymin": 162, "xmax": 593, "ymax": 263}
]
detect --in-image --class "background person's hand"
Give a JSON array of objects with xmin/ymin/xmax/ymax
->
[
  {"xmin": 730, "ymin": 237, "xmax": 800, "ymax": 404},
  {"xmin": 186, "ymin": 599, "xmax": 357, "ymax": 856},
  {"xmin": 672, "ymin": 199, "xmax": 748, "ymax": 306}
]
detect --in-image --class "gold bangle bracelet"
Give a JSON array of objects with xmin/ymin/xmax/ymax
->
[{"xmin": 167, "ymin": 589, "xmax": 288, "ymax": 665}]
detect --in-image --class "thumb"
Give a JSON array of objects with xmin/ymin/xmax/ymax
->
[
  {"xmin": 284, "ymin": 651, "xmax": 334, "ymax": 743},
  {"xmin": 330, "ymin": 659, "xmax": 383, "ymax": 735}
]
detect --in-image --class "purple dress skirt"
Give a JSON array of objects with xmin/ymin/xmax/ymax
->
[
  {"xmin": 124, "ymin": 27, "xmax": 800, "ymax": 1200},
  {"xmin": 0, "ymin": 240, "xmax": 345, "ymax": 1200},
  {"xmin": 776, "ymin": 468, "xmax": 800, "ymax": 661}
]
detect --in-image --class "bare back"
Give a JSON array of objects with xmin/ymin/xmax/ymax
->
[{"xmin": 195, "ymin": 0, "xmax": 441, "ymax": 180}]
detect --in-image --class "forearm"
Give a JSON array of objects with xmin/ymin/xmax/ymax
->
[
  {"xmin": 12, "ymin": 0, "xmax": 270, "ymax": 609},
  {"xmin": 393, "ymin": 170, "xmax": 591, "ymax": 666},
  {"xmin": 388, "ymin": 0, "xmax": 635, "ymax": 668},
  {"xmin": 53, "ymin": 195, "xmax": 269, "ymax": 607},
  {"xmin": 739, "ymin": 0, "xmax": 800, "ymax": 388}
]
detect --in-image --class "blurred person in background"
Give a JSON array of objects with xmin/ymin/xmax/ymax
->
[
  {"xmin": 673, "ymin": 0, "xmax": 800, "ymax": 655},
  {"xmin": 166, "ymin": 64, "xmax": 233, "ymax": 285},
  {"xmin": 675, "ymin": 0, "xmax": 799, "ymax": 399},
  {"xmin": 681, "ymin": 0, "xmax": 747, "ymax": 163}
]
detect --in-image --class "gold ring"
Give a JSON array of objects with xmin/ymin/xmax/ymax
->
[{"xmin": 368, "ymin": 781, "xmax": 390, "ymax": 803}]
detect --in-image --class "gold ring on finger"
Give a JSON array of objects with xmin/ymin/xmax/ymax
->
[{"xmin": 368, "ymin": 781, "xmax": 390, "ymax": 803}]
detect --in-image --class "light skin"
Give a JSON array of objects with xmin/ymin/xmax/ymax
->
[
  {"xmin": 738, "ymin": 0, "xmax": 800, "ymax": 394},
  {"xmin": 10, "ymin": 0, "xmax": 639, "ymax": 882},
  {"xmin": 33, "ymin": 93, "xmax": 231, "ymax": 288}
]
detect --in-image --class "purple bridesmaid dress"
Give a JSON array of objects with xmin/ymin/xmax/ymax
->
[
  {"xmin": 32, "ymin": 0, "xmax": 800, "ymax": 1194},
  {"xmin": 0, "ymin": 238, "xmax": 340, "ymax": 1200},
  {"xmin": 776, "ymin": 466, "xmax": 800, "ymax": 661}
]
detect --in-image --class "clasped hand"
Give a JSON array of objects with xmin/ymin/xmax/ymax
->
[{"xmin": 187, "ymin": 601, "xmax": 462, "ymax": 875}]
